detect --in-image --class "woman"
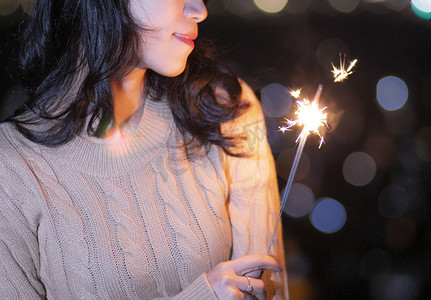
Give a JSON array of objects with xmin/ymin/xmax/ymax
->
[{"xmin": 0, "ymin": 0, "xmax": 288, "ymax": 299}]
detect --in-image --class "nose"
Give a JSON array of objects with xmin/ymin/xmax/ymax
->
[{"xmin": 184, "ymin": 0, "xmax": 208, "ymax": 23}]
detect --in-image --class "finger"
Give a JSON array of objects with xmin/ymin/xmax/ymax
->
[
  {"xmin": 244, "ymin": 294, "xmax": 256, "ymax": 300},
  {"xmin": 232, "ymin": 254, "xmax": 283, "ymax": 275},
  {"xmin": 239, "ymin": 276, "xmax": 264, "ymax": 296},
  {"xmin": 242, "ymin": 268, "xmax": 264, "ymax": 279}
]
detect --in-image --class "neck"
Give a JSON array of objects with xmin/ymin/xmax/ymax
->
[{"xmin": 111, "ymin": 68, "xmax": 147, "ymax": 127}]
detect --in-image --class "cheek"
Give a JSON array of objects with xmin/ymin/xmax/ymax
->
[{"xmin": 130, "ymin": 0, "xmax": 178, "ymax": 28}]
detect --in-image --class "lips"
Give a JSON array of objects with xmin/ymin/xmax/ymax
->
[{"xmin": 173, "ymin": 32, "xmax": 197, "ymax": 48}]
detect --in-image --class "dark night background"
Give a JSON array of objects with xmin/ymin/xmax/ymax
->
[{"xmin": 1, "ymin": 1, "xmax": 431, "ymax": 299}]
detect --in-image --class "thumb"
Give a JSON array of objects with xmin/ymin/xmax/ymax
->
[{"xmin": 232, "ymin": 254, "xmax": 283, "ymax": 276}]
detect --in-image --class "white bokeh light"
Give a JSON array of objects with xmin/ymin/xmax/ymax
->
[
  {"xmin": 19, "ymin": 0, "xmax": 34, "ymax": 14},
  {"xmin": 0, "ymin": 0, "xmax": 20, "ymax": 16},
  {"xmin": 328, "ymin": 0, "xmax": 360, "ymax": 13},
  {"xmin": 412, "ymin": 0, "xmax": 431, "ymax": 12},
  {"xmin": 253, "ymin": 0, "xmax": 288, "ymax": 13},
  {"xmin": 384, "ymin": 0, "xmax": 409, "ymax": 11},
  {"xmin": 343, "ymin": 152, "xmax": 377, "ymax": 187},
  {"xmin": 285, "ymin": 0, "xmax": 312, "ymax": 14},
  {"xmin": 223, "ymin": 0, "xmax": 256, "ymax": 15},
  {"xmin": 412, "ymin": 0, "xmax": 431, "ymax": 19},
  {"xmin": 260, "ymin": 83, "xmax": 292, "ymax": 118},
  {"xmin": 310, "ymin": 197, "xmax": 347, "ymax": 234},
  {"xmin": 282, "ymin": 183, "xmax": 315, "ymax": 218},
  {"xmin": 376, "ymin": 76, "xmax": 409, "ymax": 111},
  {"xmin": 371, "ymin": 273, "xmax": 420, "ymax": 300}
]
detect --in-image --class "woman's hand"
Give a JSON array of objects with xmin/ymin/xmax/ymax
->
[{"xmin": 207, "ymin": 254, "xmax": 283, "ymax": 300}]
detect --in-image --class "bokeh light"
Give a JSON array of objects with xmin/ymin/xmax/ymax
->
[
  {"xmin": 309, "ymin": 197, "xmax": 347, "ymax": 234},
  {"xmin": 276, "ymin": 148, "xmax": 310, "ymax": 181},
  {"xmin": 412, "ymin": 0, "xmax": 431, "ymax": 19},
  {"xmin": 253, "ymin": 0, "xmax": 288, "ymax": 14},
  {"xmin": 0, "ymin": 0, "xmax": 20, "ymax": 16},
  {"xmin": 412, "ymin": 0, "xmax": 431, "ymax": 12},
  {"xmin": 260, "ymin": 83, "xmax": 292, "ymax": 118},
  {"xmin": 376, "ymin": 76, "xmax": 409, "ymax": 111},
  {"xmin": 343, "ymin": 152, "xmax": 377, "ymax": 186},
  {"xmin": 412, "ymin": 2, "xmax": 431, "ymax": 19},
  {"xmin": 378, "ymin": 185, "xmax": 409, "ymax": 218},
  {"xmin": 384, "ymin": 0, "xmax": 409, "ymax": 11},
  {"xmin": 19, "ymin": 0, "xmax": 34, "ymax": 14},
  {"xmin": 327, "ymin": 0, "xmax": 360, "ymax": 13},
  {"xmin": 282, "ymin": 183, "xmax": 315, "ymax": 218},
  {"xmin": 371, "ymin": 273, "xmax": 420, "ymax": 300},
  {"xmin": 223, "ymin": 0, "xmax": 256, "ymax": 15},
  {"xmin": 284, "ymin": 0, "xmax": 312, "ymax": 15}
]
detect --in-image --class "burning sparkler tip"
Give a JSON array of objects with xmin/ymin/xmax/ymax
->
[{"xmin": 283, "ymin": 85, "xmax": 327, "ymax": 147}]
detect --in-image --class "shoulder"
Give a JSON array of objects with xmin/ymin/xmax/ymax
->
[
  {"xmin": 221, "ymin": 79, "xmax": 264, "ymax": 130},
  {"xmin": 0, "ymin": 124, "xmax": 43, "ymax": 243},
  {"xmin": 0, "ymin": 122, "xmax": 41, "ymax": 197},
  {"xmin": 0, "ymin": 122, "xmax": 26, "ymax": 164},
  {"xmin": 238, "ymin": 78, "xmax": 263, "ymax": 121},
  {"xmin": 238, "ymin": 79, "xmax": 259, "ymax": 106},
  {"xmin": 0, "ymin": 121, "xmax": 34, "ymax": 161},
  {"xmin": 227, "ymin": 78, "xmax": 265, "ymax": 130},
  {"xmin": 221, "ymin": 79, "xmax": 268, "ymax": 156}
]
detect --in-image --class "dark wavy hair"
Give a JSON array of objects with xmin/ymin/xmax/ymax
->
[{"xmin": 8, "ymin": 0, "xmax": 249, "ymax": 156}]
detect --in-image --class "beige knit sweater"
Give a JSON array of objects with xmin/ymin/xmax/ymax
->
[{"xmin": 0, "ymin": 85, "xmax": 287, "ymax": 299}]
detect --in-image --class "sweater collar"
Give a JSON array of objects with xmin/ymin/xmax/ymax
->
[{"xmin": 42, "ymin": 97, "xmax": 174, "ymax": 176}]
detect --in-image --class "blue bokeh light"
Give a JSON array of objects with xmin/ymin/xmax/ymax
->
[
  {"xmin": 376, "ymin": 76, "xmax": 409, "ymax": 111},
  {"xmin": 310, "ymin": 197, "xmax": 347, "ymax": 234}
]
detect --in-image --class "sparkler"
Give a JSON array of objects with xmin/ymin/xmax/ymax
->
[
  {"xmin": 332, "ymin": 54, "xmax": 358, "ymax": 82},
  {"xmin": 267, "ymin": 53, "xmax": 357, "ymax": 254},
  {"xmin": 268, "ymin": 85, "xmax": 327, "ymax": 254}
]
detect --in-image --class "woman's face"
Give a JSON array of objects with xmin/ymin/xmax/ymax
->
[{"xmin": 130, "ymin": 0, "xmax": 208, "ymax": 77}]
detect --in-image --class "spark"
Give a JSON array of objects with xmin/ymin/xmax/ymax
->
[
  {"xmin": 331, "ymin": 54, "xmax": 358, "ymax": 82},
  {"xmin": 289, "ymin": 88, "xmax": 302, "ymax": 99},
  {"xmin": 279, "ymin": 85, "xmax": 327, "ymax": 148}
]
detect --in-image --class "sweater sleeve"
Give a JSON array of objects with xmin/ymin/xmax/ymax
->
[
  {"xmin": 221, "ymin": 80, "xmax": 289, "ymax": 300},
  {"xmin": 152, "ymin": 273, "xmax": 217, "ymax": 300},
  {"xmin": 0, "ymin": 153, "xmax": 46, "ymax": 299}
]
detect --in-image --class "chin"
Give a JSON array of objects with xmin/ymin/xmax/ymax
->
[
  {"xmin": 148, "ymin": 54, "xmax": 190, "ymax": 77},
  {"xmin": 158, "ymin": 62, "xmax": 188, "ymax": 77}
]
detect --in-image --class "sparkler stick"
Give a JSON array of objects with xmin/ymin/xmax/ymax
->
[
  {"xmin": 268, "ymin": 85, "xmax": 326, "ymax": 254},
  {"xmin": 267, "ymin": 133, "xmax": 307, "ymax": 254}
]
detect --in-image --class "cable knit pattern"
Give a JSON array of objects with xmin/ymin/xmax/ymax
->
[{"xmin": 0, "ymin": 86, "xmax": 287, "ymax": 299}]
